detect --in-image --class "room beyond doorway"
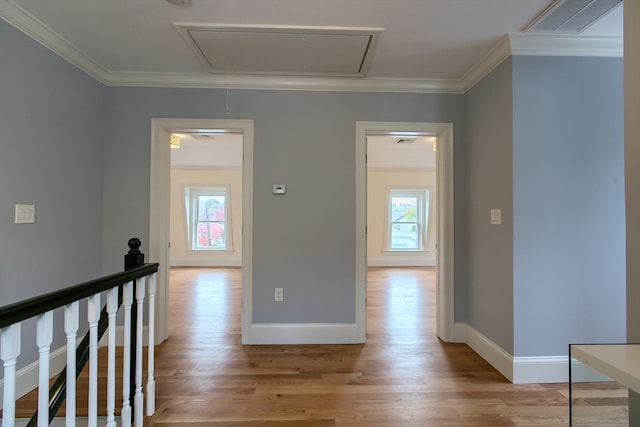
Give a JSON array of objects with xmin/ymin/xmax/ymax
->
[
  {"xmin": 355, "ymin": 121, "xmax": 455, "ymax": 343},
  {"xmin": 149, "ymin": 118, "xmax": 254, "ymax": 345}
]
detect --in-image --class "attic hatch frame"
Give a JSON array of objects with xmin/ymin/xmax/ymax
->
[{"xmin": 173, "ymin": 23, "xmax": 383, "ymax": 77}]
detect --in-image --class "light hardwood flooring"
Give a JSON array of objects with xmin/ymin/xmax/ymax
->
[
  {"xmin": 13, "ymin": 267, "xmax": 627, "ymax": 426},
  {"xmin": 149, "ymin": 267, "xmax": 570, "ymax": 426}
]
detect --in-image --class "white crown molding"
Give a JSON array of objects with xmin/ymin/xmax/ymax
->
[
  {"xmin": 103, "ymin": 71, "xmax": 464, "ymax": 93},
  {"xmin": 461, "ymin": 33, "xmax": 623, "ymax": 92},
  {"xmin": 0, "ymin": 0, "xmax": 109, "ymax": 83},
  {"xmin": 508, "ymin": 33, "xmax": 623, "ymax": 57},
  {"xmin": 461, "ymin": 35, "xmax": 514, "ymax": 93}
]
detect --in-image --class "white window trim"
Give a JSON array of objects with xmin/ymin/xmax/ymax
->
[
  {"xmin": 383, "ymin": 187, "xmax": 432, "ymax": 252},
  {"xmin": 183, "ymin": 185, "xmax": 233, "ymax": 251}
]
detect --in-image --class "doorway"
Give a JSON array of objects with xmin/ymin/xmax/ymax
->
[
  {"xmin": 149, "ymin": 118, "xmax": 254, "ymax": 344},
  {"xmin": 355, "ymin": 121, "xmax": 455, "ymax": 342}
]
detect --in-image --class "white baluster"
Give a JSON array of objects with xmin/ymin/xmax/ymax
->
[
  {"xmin": 105, "ymin": 287, "xmax": 118, "ymax": 427},
  {"xmin": 87, "ymin": 293, "xmax": 100, "ymax": 427},
  {"xmin": 1, "ymin": 323, "xmax": 21, "ymax": 427},
  {"xmin": 36, "ymin": 311, "xmax": 53, "ymax": 427},
  {"xmin": 146, "ymin": 273, "xmax": 157, "ymax": 416},
  {"xmin": 134, "ymin": 277, "xmax": 146, "ymax": 427},
  {"xmin": 121, "ymin": 281, "xmax": 133, "ymax": 427},
  {"xmin": 64, "ymin": 301, "xmax": 79, "ymax": 427}
]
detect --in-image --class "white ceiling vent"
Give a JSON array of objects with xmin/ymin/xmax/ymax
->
[
  {"xmin": 525, "ymin": 0, "xmax": 622, "ymax": 33},
  {"xmin": 174, "ymin": 24, "xmax": 382, "ymax": 77}
]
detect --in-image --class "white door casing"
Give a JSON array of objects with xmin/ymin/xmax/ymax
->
[
  {"xmin": 150, "ymin": 118, "xmax": 451, "ymax": 345},
  {"xmin": 149, "ymin": 118, "xmax": 254, "ymax": 344},
  {"xmin": 356, "ymin": 121, "xmax": 455, "ymax": 342}
]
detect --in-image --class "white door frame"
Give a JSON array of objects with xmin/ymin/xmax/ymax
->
[
  {"xmin": 149, "ymin": 118, "xmax": 254, "ymax": 344},
  {"xmin": 356, "ymin": 121, "xmax": 455, "ymax": 342}
]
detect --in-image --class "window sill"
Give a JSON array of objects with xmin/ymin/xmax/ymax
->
[
  {"xmin": 186, "ymin": 249, "xmax": 235, "ymax": 254},
  {"xmin": 382, "ymin": 250, "xmax": 431, "ymax": 255}
]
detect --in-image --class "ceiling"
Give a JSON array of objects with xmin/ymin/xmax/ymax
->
[
  {"xmin": 0, "ymin": 0, "xmax": 624, "ymax": 93},
  {"xmin": 2, "ymin": 0, "xmax": 623, "ymax": 168}
]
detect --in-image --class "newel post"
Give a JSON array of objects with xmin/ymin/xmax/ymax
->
[
  {"xmin": 124, "ymin": 238, "xmax": 144, "ymax": 417},
  {"xmin": 125, "ymin": 237, "xmax": 144, "ymax": 270}
]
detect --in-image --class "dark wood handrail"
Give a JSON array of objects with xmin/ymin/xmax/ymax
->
[{"xmin": 0, "ymin": 262, "xmax": 158, "ymax": 329}]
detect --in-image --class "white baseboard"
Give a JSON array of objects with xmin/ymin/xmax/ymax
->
[
  {"xmin": 464, "ymin": 324, "xmax": 515, "ymax": 382},
  {"xmin": 99, "ymin": 325, "xmax": 150, "ymax": 347},
  {"xmin": 452, "ymin": 322, "xmax": 468, "ymax": 342},
  {"xmin": 513, "ymin": 355, "xmax": 568, "ymax": 383},
  {"xmin": 459, "ymin": 322, "xmax": 569, "ymax": 384},
  {"xmin": 244, "ymin": 323, "xmax": 363, "ymax": 345},
  {"xmin": 367, "ymin": 256, "xmax": 436, "ymax": 267},
  {"xmin": 1, "ymin": 326, "xmax": 151, "ymax": 409},
  {"xmin": 16, "ymin": 417, "xmax": 108, "ymax": 426},
  {"xmin": 170, "ymin": 257, "xmax": 241, "ymax": 267},
  {"xmin": 0, "ymin": 346, "xmax": 68, "ymax": 404}
]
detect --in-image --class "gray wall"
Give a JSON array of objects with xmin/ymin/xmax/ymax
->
[
  {"xmin": 0, "ymin": 20, "xmax": 104, "ymax": 366},
  {"xmin": 625, "ymin": 2, "xmax": 640, "ymax": 423},
  {"xmin": 464, "ymin": 54, "xmax": 626, "ymax": 358},
  {"xmin": 512, "ymin": 55, "xmax": 626, "ymax": 356},
  {"xmin": 626, "ymin": 0, "xmax": 640, "ymax": 346},
  {"xmin": 102, "ymin": 88, "xmax": 465, "ymax": 323},
  {"xmin": 464, "ymin": 59, "xmax": 515, "ymax": 353}
]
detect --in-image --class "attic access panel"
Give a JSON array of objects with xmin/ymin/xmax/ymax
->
[{"xmin": 174, "ymin": 24, "xmax": 382, "ymax": 77}]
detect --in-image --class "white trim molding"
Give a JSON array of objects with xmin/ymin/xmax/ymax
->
[
  {"xmin": 513, "ymin": 355, "xmax": 569, "ymax": 384},
  {"xmin": 465, "ymin": 324, "xmax": 515, "ymax": 382},
  {"xmin": 368, "ymin": 255, "xmax": 436, "ymax": 267},
  {"xmin": 461, "ymin": 36, "xmax": 514, "ymax": 93},
  {"xmin": 170, "ymin": 257, "xmax": 242, "ymax": 267},
  {"xmin": 460, "ymin": 323, "xmax": 570, "ymax": 384},
  {"xmin": 104, "ymin": 72, "xmax": 464, "ymax": 94},
  {"xmin": 0, "ymin": 0, "xmax": 109, "ymax": 82},
  {"xmin": 508, "ymin": 33, "xmax": 623, "ymax": 58},
  {"xmin": 461, "ymin": 33, "xmax": 623, "ymax": 92},
  {"xmin": 246, "ymin": 323, "xmax": 360, "ymax": 345}
]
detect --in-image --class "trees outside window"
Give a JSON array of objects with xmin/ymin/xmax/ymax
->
[{"xmin": 184, "ymin": 187, "xmax": 231, "ymax": 250}]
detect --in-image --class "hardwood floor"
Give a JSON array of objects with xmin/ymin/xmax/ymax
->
[
  {"xmin": 15, "ymin": 267, "xmax": 625, "ymax": 425},
  {"xmin": 147, "ymin": 267, "xmax": 570, "ymax": 426}
]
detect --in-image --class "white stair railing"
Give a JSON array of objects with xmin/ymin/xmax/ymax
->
[{"xmin": 0, "ymin": 238, "xmax": 158, "ymax": 427}]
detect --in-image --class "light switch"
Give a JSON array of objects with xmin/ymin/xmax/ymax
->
[
  {"xmin": 490, "ymin": 209, "xmax": 502, "ymax": 225},
  {"xmin": 15, "ymin": 204, "xmax": 35, "ymax": 224}
]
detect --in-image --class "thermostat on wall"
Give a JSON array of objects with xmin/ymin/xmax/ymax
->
[{"xmin": 272, "ymin": 184, "xmax": 286, "ymax": 195}]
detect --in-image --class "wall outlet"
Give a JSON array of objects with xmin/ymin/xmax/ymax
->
[{"xmin": 275, "ymin": 288, "xmax": 284, "ymax": 302}]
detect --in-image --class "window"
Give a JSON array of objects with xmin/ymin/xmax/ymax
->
[
  {"xmin": 184, "ymin": 186, "xmax": 232, "ymax": 251},
  {"xmin": 386, "ymin": 188, "xmax": 430, "ymax": 251}
]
